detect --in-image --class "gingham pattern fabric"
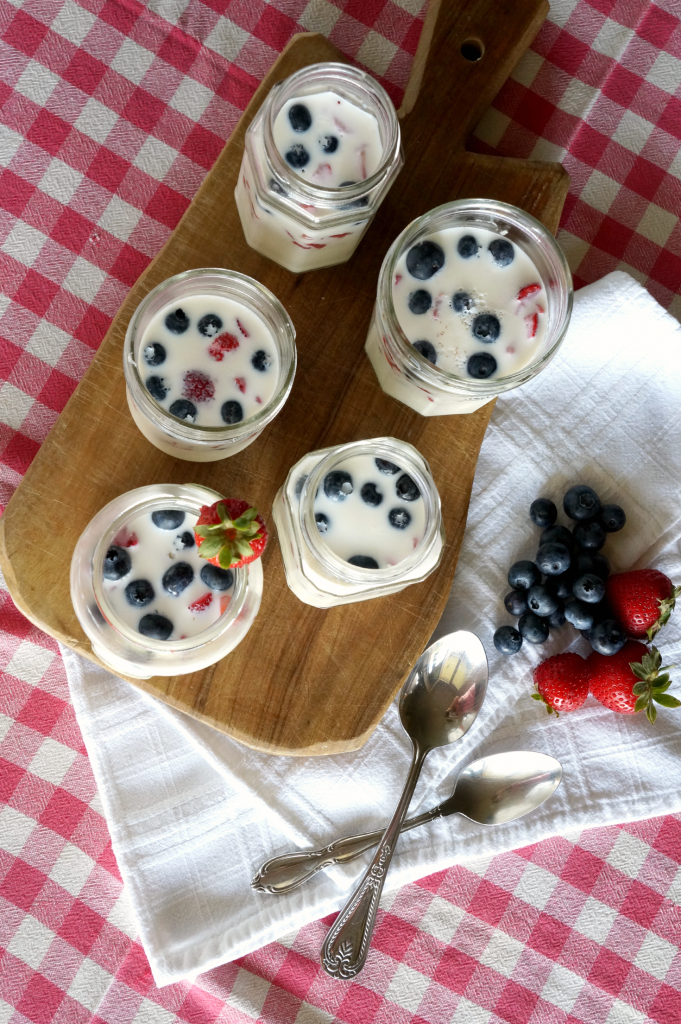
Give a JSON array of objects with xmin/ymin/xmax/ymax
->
[{"xmin": 1, "ymin": 0, "xmax": 681, "ymax": 1020}]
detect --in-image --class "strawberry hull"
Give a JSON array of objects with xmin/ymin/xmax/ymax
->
[{"xmin": 194, "ymin": 498, "xmax": 268, "ymax": 570}]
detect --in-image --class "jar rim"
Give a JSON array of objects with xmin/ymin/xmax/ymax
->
[
  {"xmin": 124, "ymin": 268, "xmax": 296, "ymax": 443},
  {"xmin": 376, "ymin": 198, "xmax": 574, "ymax": 395}
]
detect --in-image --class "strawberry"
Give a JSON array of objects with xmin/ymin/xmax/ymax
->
[
  {"xmin": 532, "ymin": 653, "xmax": 589, "ymax": 715},
  {"xmin": 587, "ymin": 641, "xmax": 680, "ymax": 723},
  {"xmin": 605, "ymin": 569, "xmax": 680, "ymax": 641},
  {"xmin": 194, "ymin": 499, "xmax": 267, "ymax": 570}
]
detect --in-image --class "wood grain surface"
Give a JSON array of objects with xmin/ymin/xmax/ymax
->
[{"xmin": 0, "ymin": 0, "xmax": 569, "ymax": 756}]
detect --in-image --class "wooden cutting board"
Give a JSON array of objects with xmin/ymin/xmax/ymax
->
[{"xmin": 0, "ymin": 0, "xmax": 569, "ymax": 756}]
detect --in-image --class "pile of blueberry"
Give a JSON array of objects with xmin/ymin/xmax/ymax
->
[{"xmin": 493, "ymin": 485, "xmax": 627, "ymax": 657}]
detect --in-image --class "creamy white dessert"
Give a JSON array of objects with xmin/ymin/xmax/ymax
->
[
  {"xmin": 138, "ymin": 293, "xmax": 279, "ymax": 428},
  {"xmin": 102, "ymin": 508, "xmax": 234, "ymax": 641}
]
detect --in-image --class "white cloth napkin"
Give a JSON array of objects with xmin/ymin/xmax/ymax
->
[{"xmin": 62, "ymin": 271, "xmax": 681, "ymax": 986}]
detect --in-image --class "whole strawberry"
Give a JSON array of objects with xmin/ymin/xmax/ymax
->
[
  {"xmin": 606, "ymin": 569, "xmax": 679, "ymax": 641},
  {"xmin": 532, "ymin": 653, "xmax": 589, "ymax": 715},
  {"xmin": 588, "ymin": 641, "xmax": 680, "ymax": 723},
  {"xmin": 194, "ymin": 499, "xmax": 267, "ymax": 570}
]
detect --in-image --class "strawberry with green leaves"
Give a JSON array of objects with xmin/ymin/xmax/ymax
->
[
  {"xmin": 588, "ymin": 641, "xmax": 680, "ymax": 724},
  {"xmin": 605, "ymin": 569, "xmax": 680, "ymax": 642},
  {"xmin": 194, "ymin": 499, "xmax": 267, "ymax": 570}
]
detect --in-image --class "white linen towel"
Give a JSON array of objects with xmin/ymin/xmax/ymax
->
[{"xmin": 62, "ymin": 271, "xmax": 681, "ymax": 985}]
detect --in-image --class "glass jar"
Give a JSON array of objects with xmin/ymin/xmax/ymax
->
[
  {"xmin": 124, "ymin": 268, "xmax": 296, "ymax": 461},
  {"xmin": 272, "ymin": 437, "xmax": 444, "ymax": 608},
  {"xmin": 365, "ymin": 199, "xmax": 573, "ymax": 415},
  {"xmin": 235, "ymin": 62, "xmax": 403, "ymax": 273},
  {"xmin": 70, "ymin": 483, "xmax": 263, "ymax": 678}
]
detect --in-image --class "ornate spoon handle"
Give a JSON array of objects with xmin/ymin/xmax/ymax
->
[
  {"xmin": 252, "ymin": 806, "xmax": 440, "ymax": 894},
  {"xmin": 320, "ymin": 746, "xmax": 428, "ymax": 979}
]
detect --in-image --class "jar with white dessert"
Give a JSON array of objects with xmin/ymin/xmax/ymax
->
[
  {"xmin": 235, "ymin": 62, "xmax": 403, "ymax": 273},
  {"xmin": 273, "ymin": 437, "xmax": 444, "ymax": 608},
  {"xmin": 365, "ymin": 199, "xmax": 573, "ymax": 415},
  {"xmin": 70, "ymin": 484, "xmax": 264, "ymax": 678},
  {"xmin": 124, "ymin": 268, "xmax": 296, "ymax": 461}
]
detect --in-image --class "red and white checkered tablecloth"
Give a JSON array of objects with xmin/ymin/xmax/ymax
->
[{"xmin": 1, "ymin": 0, "xmax": 681, "ymax": 1021}]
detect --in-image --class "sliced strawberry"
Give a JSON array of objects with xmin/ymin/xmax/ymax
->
[
  {"xmin": 236, "ymin": 319, "xmax": 249, "ymax": 338},
  {"xmin": 194, "ymin": 498, "xmax": 268, "ymax": 570},
  {"xmin": 219, "ymin": 594, "xmax": 231, "ymax": 614},
  {"xmin": 188, "ymin": 592, "xmax": 213, "ymax": 614},
  {"xmin": 518, "ymin": 283, "xmax": 541, "ymax": 303},
  {"xmin": 208, "ymin": 332, "xmax": 239, "ymax": 361},
  {"xmin": 113, "ymin": 528, "xmax": 138, "ymax": 548},
  {"xmin": 183, "ymin": 370, "xmax": 215, "ymax": 402},
  {"xmin": 525, "ymin": 312, "xmax": 539, "ymax": 338},
  {"xmin": 235, "ymin": 377, "xmax": 247, "ymax": 394}
]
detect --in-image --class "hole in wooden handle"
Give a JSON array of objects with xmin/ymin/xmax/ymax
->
[{"xmin": 461, "ymin": 38, "xmax": 484, "ymax": 62}]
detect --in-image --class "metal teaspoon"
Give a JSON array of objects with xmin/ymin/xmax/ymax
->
[
  {"xmin": 251, "ymin": 750, "xmax": 563, "ymax": 895},
  {"xmin": 319, "ymin": 629, "xmax": 488, "ymax": 979}
]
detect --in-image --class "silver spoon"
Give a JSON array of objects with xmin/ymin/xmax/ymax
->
[
  {"xmin": 252, "ymin": 750, "xmax": 562, "ymax": 895},
  {"xmin": 320, "ymin": 630, "xmax": 488, "ymax": 979}
]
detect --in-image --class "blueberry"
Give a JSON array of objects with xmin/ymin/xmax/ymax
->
[
  {"xmin": 530, "ymin": 498, "xmax": 557, "ymax": 528},
  {"xmin": 489, "ymin": 239, "xmax": 514, "ymax": 266},
  {"xmin": 518, "ymin": 612, "xmax": 549, "ymax": 644},
  {"xmin": 452, "ymin": 291, "xmax": 473, "ymax": 313},
  {"xmin": 294, "ymin": 475, "xmax": 307, "ymax": 498},
  {"xmin": 504, "ymin": 590, "xmax": 528, "ymax": 616},
  {"xmin": 564, "ymin": 597, "xmax": 594, "ymax": 630},
  {"xmin": 251, "ymin": 350, "xmax": 272, "ymax": 372},
  {"xmin": 169, "ymin": 399, "xmax": 197, "ymax": 421},
  {"xmin": 124, "ymin": 579, "xmax": 154, "ymax": 607},
  {"xmin": 146, "ymin": 376, "xmax": 168, "ymax": 401},
  {"xmin": 406, "ymin": 240, "xmax": 445, "ymax": 280},
  {"xmin": 588, "ymin": 619, "xmax": 626, "ymax": 655},
  {"xmin": 338, "ymin": 182, "xmax": 369, "ymax": 210},
  {"xmin": 177, "ymin": 531, "xmax": 195, "ymax": 549},
  {"xmin": 599, "ymin": 504, "xmax": 626, "ymax": 533},
  {"xmin": 457, "ymin": 235, "xmax": 479, "ymax": 259},
  {"xmin": 471, "ymin": 313, "xmax": 500, "ymax": 343},
  {"xmin": 221, "ymin": 400, "xmax": 243, "ymax": 424},
  {"xmin": 408, "ymin": 290, "xmax": 432, "ymax": 314},
  {"xmin": 162, "ymin": 562, "xmax": 194, "ymax": 596},
  {"xmin": 546, "ymin": 605, "xmax": 566, "ymax": 629},
  {"xmin": 152, "ymin": 510, "xmax": 185, "ymax": 530},
  {"xmin": 348, "ymin": 555, "xmax": 379, "ymax": 569},
  {"xmin": 396, "ymin": 474, "xmax": 420, "ymax": 501},
  {"xmin": 320, "ymin": 134, "xmax": 338, "ymax": 152},
  {"xmin": 467, "ymin": 352, "xmax": 497, "ymax": 378},
  {"xmin": 576, "ymin": 551, "xmax": 610, "ymax": 580},
  {"xmin": 541, "ymin": 525, "xmax": 573, "ymax": 549},
  {"xmin": 143, "ymin": 342, "xmax": 166, "ymax": 367},
  {"xmin": 285, "ymin": 144, "xmax": 310, "ymax": 169},
  {"xmin": 289, "ymin": 103, "xmax": 312, "ymax": 132},
  {"xmin": 527, "ymin": 584, "xmax": 558, "ymax": 617},
  {"xmin": 414, "ymin": 340, "xmax": 437, "ymax": 364},
  {"xmin": 138, "ymin": 613, "xmax": 173, "ymax": 640},
  {"xmin": 198, "ymin": 314, "xmax": 222, "ymax": 338},
  {"xmin": 546, "ymin": 571, "xmax": 574, "ymax": 601},
  {"xmin": 103, "ymin": 545, "xmax": 131, "ymax": 581},
  {"xmin": 535, "ymin": 542, "xmax": 571, "ymax": 575},
  {"xmin": 563, "ymin": 484, "xmax": 600, "ymax": 521},
  {"xmin": 375, "ymin": 458, "xmax": 400, "ymax": 475},
  {"xmin": 361, "ymin": 482, "xmax": 382, "ymax": 506},
  {"xmin": 269, "ymin": 178, "xmax": 288, "ymax": 196},
  {"xmin": 494, "ymin": 625, "xmax": 522, "ymax": 654},
  {"xmin": 508, "ymin": 560, "xmax": 541, "ymax": 590},
  {"xmin": 324, "ymin": 470, "xmax": 353, "ymax": 501},
  {"xmin": 572, "ymin": 573, "xmax": 605, "ymax": 603},
  {"xmin": 389, "ymin": 508, "xmax": 411, "ymax": 529},
  {"xmin": 573, "ymin": 520, "xmax": 605, "ymax": 550},
  {"xmin": 315, "ymin": 512, "xmax": 330, "ymax": 534},
  {"xmin": 200, "ymin": 563, "xmax": 233, "ymax": 591},
  {"xmin": 165, "ymin": 308, "xmax": 189, "ymax": 334}
]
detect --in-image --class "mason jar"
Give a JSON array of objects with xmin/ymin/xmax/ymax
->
[
  {"xmin": 365, "ymin": 199, "xmax": 573, "ymax": 415},
  {"xmin": 70, "ymin": 484, "xmax": 264, "ymax": 677},
  {"xmin": 272, "ymin": 437, "xmax": 444, "ymax": 608},
  {"xmin": 124, "ymin": 268, "xmax": 296, "ymax": 461},
  {"xmin": 235, "ymin": 62, "xmax": 403, "ymax": 273}
]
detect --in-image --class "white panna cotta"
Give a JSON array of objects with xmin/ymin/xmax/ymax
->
[
  {"xmin": 139, "ymin": 293, "xmax": 279, "ymax": 428},
  {"xmin": 102, "ymin": 508, "xmax": 235, "ymax": 641},
  {"xmin": 313, "ymin": 454, "xmax": 426, "ymax": 569},
  {"xmin": 392, "ymin": 226, "xmax": 547, "ymax": 381},
  {"xmin": 272, "ymin": 91, "xmax": 383, "ymax": 187}
]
